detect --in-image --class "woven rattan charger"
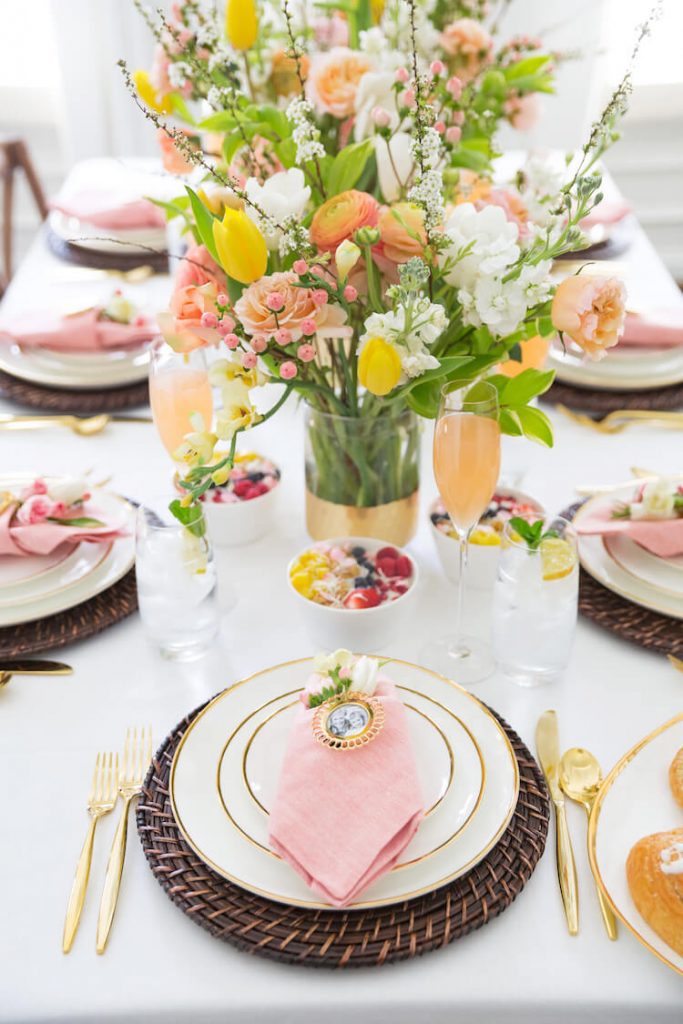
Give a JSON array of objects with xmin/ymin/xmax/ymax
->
[
  {"xmin": 542, "ymin": 379, "xmax": 683, "ymax": 415},
  {"xmin": 0, "ymin": 370, "xmax": 149, "ymax": 413},
  {"xmin": 562, "ymin": 503, "xmax": 683, "ymax": 658},
  {"xmin": 137, "ymin": 699, "xmax": 549, "ymax": 968}
]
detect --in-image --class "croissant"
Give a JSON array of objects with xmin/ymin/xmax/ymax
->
[
  {"xmin": 626, "ymin": 828, "xmax": 683, "ymax": 958},
  {"xmin": 669, "ymin": 748, "xmax": 683, "ymax": 809}
]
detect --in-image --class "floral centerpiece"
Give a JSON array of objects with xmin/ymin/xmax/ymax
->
[{"xmin": 121, "ymin": 0, "xmax": 654, "ymax": 540}]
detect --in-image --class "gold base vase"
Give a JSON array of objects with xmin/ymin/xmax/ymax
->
[{"xmin": 304, "ymin": 405, "xmax": 421, "ymax": 546}]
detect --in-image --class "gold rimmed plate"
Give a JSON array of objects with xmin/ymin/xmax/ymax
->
[
  {"xmin": 589, "ymin": 715, "xmax": 683, "ymax": 977},
  {"xmin": 170, "ymin": 656, "xmax": 519, "ymax": 910}
]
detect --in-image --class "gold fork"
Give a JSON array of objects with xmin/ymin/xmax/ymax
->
[
  {"xmin": 62, "ymin": 751, "xmax": 119, "ymax": 953},
  {"xmin": 557, "ymin": 405, "xmax": 683, "ymax": 435},
  {"xmin": 96, "ymin": 726, "xmax": 152, "ymax": 954}
]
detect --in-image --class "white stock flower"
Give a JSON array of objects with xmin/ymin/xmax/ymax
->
[
  {"xmin": 245, "ymin": 169, "xmax": 311, "ymax": 251},
  {"xmin": 46, "ymin": 477, "xmax": 89, "ymax": 506},
  {"xmin": 350, "ymin": 655, "xmax": 379, "ymax": 695},
  {"xmin": 631, "ymin": 479, "xmax": 675, "ymax": 520},
  {"xmin": 441, "ymin": 203, "xmax": 520, "ymax": 290},
  {"xmin": 354, "ymin": 71, "xmax": 398, "ymax": 140}
]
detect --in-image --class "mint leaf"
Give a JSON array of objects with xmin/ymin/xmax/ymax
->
[
  {"xmin": 47, "ymin": 516, "xmax": 105, "ymax": 528},
  {"xmin": 169, "ymin": 499, "xmax": 206, "ymax": 538}
]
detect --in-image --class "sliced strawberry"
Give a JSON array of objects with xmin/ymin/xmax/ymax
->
[{"xmin": 344, "ymin": 588, "xmax": 381, "ymax": 609}]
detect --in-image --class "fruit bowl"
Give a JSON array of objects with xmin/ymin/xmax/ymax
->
[
  {"xmin": 429, "ymin": 488, "xmax": 545, "ymax": 589},
  {"xmin": 198, "ymin": 453, "xmax": 280, "ymax": 548},
  {"xmin": 287, "ymin": 537, "xmax": 418, "ymax": 650}
]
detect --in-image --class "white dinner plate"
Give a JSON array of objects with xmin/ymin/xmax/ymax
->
[
  {"xmin": 589, "ymin": 714, "xmax": 683, "ymax": 977},
  {"xmin": 0, "ymin": 339, "xmax": 151, "ymax": 390},
  {"xmin": 547, "ymin": 339, "xmax": 683, "ymax": 391},
  {"xmin": 0, "ymin": 476, "xmax": 135, "ymax": 626},
  {"xmin": 171, "ymin": 656, "xmax": 519, "ymax": 909},
  {"xmin": 604, "ymin": 534, "xmax": 683, "ymax": 598},
  {"xmin": 574, "ymin": 490, "xmax": 683, "ymax": 620},
  {"xmin": 48, "ymin": 209, "xmax": 168, "ymax": 256}
]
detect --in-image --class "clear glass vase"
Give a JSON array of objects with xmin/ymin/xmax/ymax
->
[{"xmin": 304, "ymin": 404, "xmax": 420, "ymax": 545}]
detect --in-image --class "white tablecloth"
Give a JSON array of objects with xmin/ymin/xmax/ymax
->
[{"xmin": 1, "ymin": 208, "xmax": 682, "ymax": 1023}]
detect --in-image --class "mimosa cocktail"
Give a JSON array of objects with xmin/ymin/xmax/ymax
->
[{"xmin": 149, "ymin": 338, "xmax": 213, "ymax": 458}]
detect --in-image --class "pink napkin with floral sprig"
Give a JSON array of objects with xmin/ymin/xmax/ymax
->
[
  {"xmin": 617, "ymin": 308, "xmax": 683, "ymax": 349},
  {"xmin": 268, "ymin": 674, "xmax": 423, "ymax": 907},
  {"xmin": 0, "ymin": 500, "xmax": 128, "ymax": 557},
  {"xmin": 0, "ymin": 308, "xmax": 155, "ymax": 353},
  {"xmin": 576, "ymin": 503, "xmax": 683, "ymax": 559},
  {"xmin": 49, "ymin": 191, "xmax": 165, "ymax": 230}
]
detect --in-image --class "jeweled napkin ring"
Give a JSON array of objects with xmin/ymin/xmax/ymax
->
[{"xmin": 312, "ymin": 691, "xmax": 385, "ymax": 751}]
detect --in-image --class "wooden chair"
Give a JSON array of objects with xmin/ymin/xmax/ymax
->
[{"xmin": 0, "ymin": 137, "xmax": 48, "ymax": 296}]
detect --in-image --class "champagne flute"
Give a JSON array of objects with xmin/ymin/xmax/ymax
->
[
  {"xmin": 148, "ymin": 337, "xmax": 213, "ymax": 460},
  {"xmin": 422, "ymin": 380, "xmax": 501, "ymax": 684}
]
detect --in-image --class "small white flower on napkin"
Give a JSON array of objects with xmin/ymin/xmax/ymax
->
[
  {"xmin": 630, "ymin": 478, "xmax": 675, "ymax": 520},
  {"xmin": 46, "ymin": 477, "xmax": 89, "ymax": 506},
  {"xmin": 314, "ymin": 649, "xmax": 354, "ymax": 674},
  {"xmin": 350, "ymin": 655, "xmax": 379, "ymax": 695}
]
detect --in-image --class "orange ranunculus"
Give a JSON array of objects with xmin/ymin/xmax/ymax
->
[
  {"xmin": 378, "ymin": 203, "xmax": 427, "ymax": 263},
  {"xmin": 310, "ymin": 190, "xmax": 380, "ymax": 252},
  {"xmin": 498, "ymin": 335, "xmax": 551, "ymax": 378},
  {"xmin": 157, "ymin": 282, "xmax": 221, "ymax": 353},
  {"xmin": 440, "ymin": 18, "xmax": 493, "ymax": 83},
  {"xmin": 306, "ymin": 46, "xmax": 373, "ymax": 119},
  {"xmin": 453, "ymin": 170, "xmax": 492, "ymax": 205},
  {"xmin": 174, "ymin": 243, "xmax": 228, "ymax": 292},
  {"xmin": 234, "ymin": 271, "xmax": 347, "ymax": 341},
  {"xmin": 271, "ymin": 49, "xmax": 310, "ymax": 97},
  {"xmin": 551, "ymin": 275, "xmax": 626, "ymax": 361},
  {"xmin": 156, "ymin": 128, "xmax": 196, "ymax": 175}
]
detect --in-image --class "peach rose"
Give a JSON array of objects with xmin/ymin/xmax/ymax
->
[
  {"xmin": 505, "ymin": 92, "xmax": 542, "ymax": 132},
  {"xmin": 157, "ymin": 282, "xmax": 221, "ymax": 352},
  {"xmin": 551, "ymin": 275, "xmax": 626, "ymax": 360},
  {"xmin": 378, "ymin": 203, "xmax": 427, "ymax": 263},
  {"xmin": 306, "ymin": 46, "xmax": 373, "ymax": 119},
  {"xmin": 271, "ymin": 49, "xmax": 310, "ymax": 97},
  {"xmin": 174, "ymin": 243, "xmax": 227, "ymax": 292},
  {"xmin": 310, "ymin": 189, "xmax": 380, "ymax": 252},
  {"xmin": 440, "ymin": 18, "xmax": 493, "ymax": 83},
  {"xmin": 234, "ymin": 271, "xmax": 347, "ymax": 341},
  {"xmin": 156, "ymin": 128, "xmax": 195, "ymax": 175},
  {"xmin": 453, "ymin": 170, "xmax": 492, "ymax": 205}
]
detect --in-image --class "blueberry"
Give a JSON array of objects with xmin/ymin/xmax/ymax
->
[
  {"xmin": 351, "ymin": 545, "xmax": 366, "ymax": 559},
  {"xmin": 354, "ymin": 576, "xmax": 369, "ymax": 588}
]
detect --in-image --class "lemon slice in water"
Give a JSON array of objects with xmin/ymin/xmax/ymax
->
[{"xmin": 540, "ymin": 537, "xmax": 576, "ymax": 581}]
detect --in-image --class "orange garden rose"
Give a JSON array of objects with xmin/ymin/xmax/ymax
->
[
  {"xmin": 157, "ymin": 282, "xmax": 221, "ymax": 352},
  {"xmin": 306, "ymin": 47, "xmax": 373, "ymax": 118},
  {"xmin": 310, "ymin": 190, "xmax": 380, "ymax": 252},
  {"xmin": 234, "ymin": 272, "xmax": 347, "ymax": 341},
  {"xmin": 271, "ymin": 49, "xmax": 310, "ymax": 97},
  {"xmin": 157, "ymin": 128, "xmax": 196, "ymax": 175},
  {"xmin": 551, "ymin": 276, "xmax": 626, "ymax": 360},
  {"xmin": 174, "ymin": 243, "xmax": 227, "ymax": 292},
  {"xmin": 440, "ymin": 18, "xmax": 493, "ymax": 83},
  {"xmin": 378, "ymin": 203, "xmax": 427, "ymax": 263}
]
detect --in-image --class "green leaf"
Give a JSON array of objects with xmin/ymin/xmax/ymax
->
[
  {"xmin": 169, "ymin": 92, "xmax": 196, "ymax": 125},
  {"xmin": 169, "ymin": 499, "xmax": 206, "ymax": 538},
  {"xmin": 185, "ymin": 187, "xmax": 220, "ymax": 265},
  {"xmin": 47, "ymin": 516, "xmax": 105, "ymax": 528},
  {"xmin": 514, "ymin": 405, "xmax": 554, "ymax": 447},
  {"xmin": 147, "ymin": 195, "xmax": 190, "ymax": 221},
  {"xmin": 226, "ymin": 275, "xmax": 245, "ymax": 304},
  {"xmin": 198, "ymin": 111, "xmax": 237, "ymax": 132},
  {"xmin": 501, "ymin": 368, "xmax": 555, "ymax": 406},
  {"xmin": 326, "ymin": 139, "xmax": 374, "ymax": 196},
  {"xmin": 504, "ymin": 54, "xmax": 552, "ymax": 82},
  {"xmin": 499, "ymin": 408, "xmax": 523, "ymax": 437}
]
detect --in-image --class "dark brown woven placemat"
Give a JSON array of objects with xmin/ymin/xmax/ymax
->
[
  {"xmin": 136, "ymin": 699, "xmax": 549, "ymax": 968},
  {"xmin": 542, "ymin": 379, "xmax": 683, "ymax": 414},
  {"xmin": 563, "ymin": 502, "xmax": 683, "ymax": 657},
  {"xmin": 0, "ymin": 370, "xmax": 149, "ymax": 412},
  {"xmin": 46, "ymin": 226, "xmax": 168, "ymax": 274},
  {"xmin": 0, "ymin": 568, "xmax": 138, "ymax": 657}
]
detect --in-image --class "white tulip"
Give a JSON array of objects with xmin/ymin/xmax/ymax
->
[
  {"xmin": 350, "ymin": 655, "xmax": 379, "ymax": 695},
  {"xmin": 354, "ymin": 71, "xmax": 397, "ymax": 141},
  {"xmin": 245, "ymin": 169, "xmax": 311, "ymax": 250},
  {"xmin": 375, "ymin": 132, "xmax": 413, "ymax": 203},
  {"xmin": 47, "ymin": 477, "xmax": 89, "ymax": 506}
]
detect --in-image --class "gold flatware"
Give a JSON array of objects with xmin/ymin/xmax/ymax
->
[
  {"xmin": 104, "ymin": 264, "xmax": 155, "ymax": 283},
  {"xmin": 96, "ymin": 726, "xmax": 152, "ymax": 954},
  {"xmin": 575, "ymin": 470, "xmax": 683, "ymax": 497},
  {"xmin": 62, "ymin": 751, "xmax": 119, "ymax": 953},
  {"xmin": 536, "ymin": 710, "xmax": 579, "ymax": 935},
  {"xmin": 0, "ymin": 414, "xmax": 153, "ymax": 435},
  {"xmin": 0, "ymin": 660, "xmax": 73, "ymax": 688},
  {"xmin": 668, "ymin": 655, "xmax": 683, "ymax": 673},
  {"xmin": 557, "ymin": 405, "xmax": 683, "ymax": 436},
  {"xmin": 560, "ymin": 748, "xmax": 618, "ymax": 941}
]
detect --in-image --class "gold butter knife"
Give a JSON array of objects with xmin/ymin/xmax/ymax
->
[
  {"xmin": 0, "ymin": 660, "xmax": 73, "ymax": 688},
  {"xmin": 536, "ymin": 710, "xmax": 579, "ymax": 935}
]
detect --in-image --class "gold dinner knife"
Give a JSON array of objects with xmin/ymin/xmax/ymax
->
[
  {"xmin": 0, "ymin": 660, "xmax": 73, "ymax": 688},
  {"xmin": 536, "ymin": 710, "xmax": 579, "ymax": 935}
]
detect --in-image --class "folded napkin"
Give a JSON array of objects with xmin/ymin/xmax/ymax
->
[
  {"xmin": 581, "ymin": 198, "xmax": 632, "ymax": 229},
  {"xmin": 576, "ymin": 507, "xmax": 683, "ymax": 559},
  {"xmin": 50, "ymin": 190, "xmax": 165, "ymax": 230},
  {"xmin": 0, "ymin": 308, "xmax": 155, "ymax": 353},
  {"xmin": 0, "ymin": 503, "xmax": 128, "ymax": 557},
  {"xmin": 268, "ymin": 677, "xmax": 423, "ymax": 907},
  {"xmin": 617, "ymin": 307, "xmax": 683, "ymax": 349}
]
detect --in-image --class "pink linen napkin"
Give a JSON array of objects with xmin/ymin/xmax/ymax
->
[
  {"xmin": 576, "ymin": 507, "xmax": 683, "ymax": 559},
  {"xmin": 581, "ymin": 198, "xmax": 632, "ymax": 229},
  {"xmin": 617, "ymin": 308, "xmax": 683, "ymax": 349},
  {"xmin": 268, "ymin": 677, "xmax": 423, "ymax": 907},
  {"xmin": 0, "ymin": 504, "xmax": 129, "ymax": 557},
  {"xmin": 50, "ymin": 191, "xmax": 165, "ymax": 230},
  {"xmin": 0, "ymin": 309, "xmax": 155, "ymax": 353}
]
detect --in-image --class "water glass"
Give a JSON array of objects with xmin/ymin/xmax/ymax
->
[
  {"xmin": 136, "ymin": 499, "xmax": 220, "ymax": 660},
  {"xmin": 491, "ymin": 516, "xmax": 578, "ymax": 686}
]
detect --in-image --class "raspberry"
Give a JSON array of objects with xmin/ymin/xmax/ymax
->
[
  {"xmin": 394, "ymin": 555, "xmax": 412, "ymax": 578},
  {"xmin": 376, "ymin": 546, "xmax": 400, "ymax": 560}
]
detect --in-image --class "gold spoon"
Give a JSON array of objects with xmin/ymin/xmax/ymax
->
[
  {"xmin": 0, "ymin": 414, "xmax": 111, "ymax": 435},
  {"xmin": 559, "ymin": 748, "xmax": 618, "ymax": 941}
]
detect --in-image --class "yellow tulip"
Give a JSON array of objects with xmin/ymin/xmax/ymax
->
[
  {"xmin": 225, "ymin": 0, "xmax": 258, "ymax": 51},
  {"xmin": 132, "ymin": 69, "xmax": 173, "ymax": 114},
  {"xmin": 358, "ymin": 337, "xmax": 402, "ymax": 396},
  {"xmin": 212, "ymin": 208, "xmax": 268, "ymax": 284},
  {"xmin": 371, "ymin": 0, "xmax": 385, "ymax": 24},
  {"xmin": 334, "ymin": 239, "xmax": 361, "ymax": 283}
]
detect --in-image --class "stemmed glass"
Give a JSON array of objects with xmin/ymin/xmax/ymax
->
[
  {"xmin": 148, "ymin": 337, "xmax": 213, "ymax": 461},
  {"xmin": 422, "ymin": 380, "xmax": 501, "ymax": 684}
]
